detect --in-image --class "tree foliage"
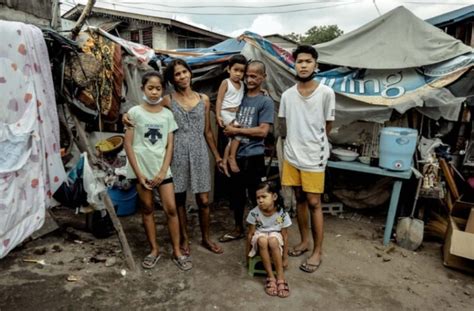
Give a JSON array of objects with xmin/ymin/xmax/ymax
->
[{"xmin": 285, "ymin": 25, "xmax": 343, "ymax": 45}]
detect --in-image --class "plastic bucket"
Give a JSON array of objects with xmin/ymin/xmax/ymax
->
[
  {"xmin": 379, "ymin": 127, "xmax": 417, "ymax": 171},
  {"xmin": 107, "ymin": 186, "xmax": 137, "ymax": 216}
]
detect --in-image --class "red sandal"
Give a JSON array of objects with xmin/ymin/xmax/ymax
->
[
  {"xmin": 265, "ymin": 278, "xmax": 278, "ymax": 296},
  {"xmin": 277, "ymin": 279, "xmax": 290, "ymax": 298}
]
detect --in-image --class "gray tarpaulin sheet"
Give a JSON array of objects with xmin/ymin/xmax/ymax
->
[{"xmin": 314, "ymin": 6, "xmax": 473, "ymax": 69}]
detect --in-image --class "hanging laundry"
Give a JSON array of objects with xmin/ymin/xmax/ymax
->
[{"xmin": 76, "ymin": 30, "xmax": 124, "ymax": 123}]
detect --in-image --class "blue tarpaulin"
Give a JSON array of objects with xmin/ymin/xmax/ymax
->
[{"xmin": 163, "ymin": 38, "xmax": 245, "ymax": 66}]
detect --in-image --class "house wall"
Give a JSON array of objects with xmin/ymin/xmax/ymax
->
[
  {"xmin": 173, "ymin": 33, "xmax": 218, "ymax": 49},
  {"xmin": 85, "ymin": 17, "xmax": 167, "ymax": 49},
  {"xmin": 118, "ymin": 20, "xmax": 150, "ymax": 43},
  {"xmin": 196, "ymin": 40, "xmax": 211, "ymax": 48},
  {"xmin": 61, "ymin": 16, "xmax": 112, "ymax": 32},
  {"xmin": 124, "ymin": 19, "xmax": 148, "ymax": 32},
  {"xmin": 167, "ymin": 32, "xmax": 179, "ymax": 49},
  {"xmin": 152, "ymin": 25, "xmax": 167, "ymax": 49},
  {"xmin": 0, "ymin": 0, "xmax": 51, "ymax": 20},
  {"xmin": 63, "ymin": 12, "xmax": 223, "ymax": 50},
  {"xmin": 0, "ymin": 2, "xmax": 51, "ymax": 26},
  {"xmin": 440, "ymin": 21, "xmax": 474, "ymax": 47}
]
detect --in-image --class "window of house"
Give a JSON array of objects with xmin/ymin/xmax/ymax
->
[
  {"xmin": 142, "ymin": 28, "xmax": 153, "ymax": 48},
  {"xmin": 130, "ymin": 28, "xmax": 153, "ymax": 48},
  {"xmin": 130, "ymin": 30, "xmax": 140, "ymax": 43},
  {"xmin": 178, "ymin": 38, "xmax": 196, "ymax": 49},
  {"xmin": 187, "ymin": 39, "xmax": 196, "ymax": 49}
]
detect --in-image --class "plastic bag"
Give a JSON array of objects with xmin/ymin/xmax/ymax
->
[
  {"xmin": 82, "ymin": 152, "xmax": 106, "ymax": 210},
  {"xmin": 53, "ymin": 156, "xmax": 88, "ymax": 208}
]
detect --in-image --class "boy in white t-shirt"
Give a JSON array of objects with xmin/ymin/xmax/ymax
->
[
  {"xmin": 278, "ymin": 45, "xmax": 335, "ymax": 274},
  {"xmin": 216, "ymin": 54, "xmax": 247, "ymax": 176}
]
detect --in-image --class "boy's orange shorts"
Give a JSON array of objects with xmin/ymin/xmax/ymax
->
[{"xmin": 281, "ymin": 160, "xmax": 325, "ymax": 194}]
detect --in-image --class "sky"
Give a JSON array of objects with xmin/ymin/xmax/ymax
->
[{"xmin": 61, "ymin": 0, "xmax": 473, "ymax": 37}]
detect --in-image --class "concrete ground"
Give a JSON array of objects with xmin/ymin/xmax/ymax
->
[{"xmin": 0, "ymin": 204, "xmax": 473, "ymax": 310}]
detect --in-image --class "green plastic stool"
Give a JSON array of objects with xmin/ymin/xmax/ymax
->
[{"xmin": 248, "ymin": 255, "xmax": 276, "ymax": 276}]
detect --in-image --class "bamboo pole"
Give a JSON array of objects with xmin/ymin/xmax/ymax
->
[{"xmin": 71, "ymin": 114, "xmax": 138, "ymax": 273}]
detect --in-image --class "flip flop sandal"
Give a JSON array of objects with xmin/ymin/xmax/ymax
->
[
  {"xmin": 218, "ymin": 232, "xmax": 244, "ymax": 243},
  {"xmin": 142, "ymin": 253, "xmax": 161, "ymax": 269},
  {"xmin": 299, "ymin": 260, "xmax": 322, "ymax": 273},
  {"xmin": 277, "ymin": 280, "xmax": 290, "ymax": 298},
  {"xmin": 173, "ymin": 256, "xmax": 193, "ymax": 271},
  {"xmin": 288, "ymin": 248, "xmax": 308, "ymax": 257},
  {"xmin": 265, "ymin": 278, "xmax": 278, "ymax": 296}
]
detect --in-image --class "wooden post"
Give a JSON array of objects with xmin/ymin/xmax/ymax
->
[
  {"xmin": 71, "ymin": 0, "xmax": 96, "ymax": 39},
  {"xmin": 71, "ymin": 114, "xmax": 138, "ymax": 273},
  {"xmin": 51, "ymin": 0, "xmax": 61, "ymax": 31},
  {"xmin": 440, "ymin": 158, "xmax": 460, "ymax": 201},
  {"xmin": 102, "ymin": 193, "xmax": 138, "ymax": 272}
]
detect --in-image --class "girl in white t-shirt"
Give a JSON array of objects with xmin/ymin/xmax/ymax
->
[
  {"xmin": 124, "ymin": 71, "xmax": 191, "ymax": 271},
  {"xmin": 246, "ymin": 182, "xmax": 292, "ymax": 298},
  {"xmin": 216, "ymin": 54, "xmax": 247, "ymax": 176}
]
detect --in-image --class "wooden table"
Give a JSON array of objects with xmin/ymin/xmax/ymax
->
[{"xmin": 328, "ymin": 160, "xmax": 413, "ymax": 245}]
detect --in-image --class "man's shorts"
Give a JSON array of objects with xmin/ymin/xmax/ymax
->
[{"xmin": 281, "ymin": 160, "xmax": 325, "ymax": 194}]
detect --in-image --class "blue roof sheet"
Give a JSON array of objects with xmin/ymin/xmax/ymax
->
[
  {"xmin": 426, "ymin": 4, "xmax": 474, "ymax": 26},
  {"xmin": 163, "ymin": 38, "xmax": 245, "ymax": 66}
]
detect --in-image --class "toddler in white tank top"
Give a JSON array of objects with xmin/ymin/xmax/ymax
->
[{"xmin": 216, "ymin": 54, "xmax": 248, "ymax": 176}]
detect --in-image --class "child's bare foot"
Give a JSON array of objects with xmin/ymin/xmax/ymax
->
[
  {"xmin": 201, "ymin": 240, "xmax": 223, "ymax": 254},
  {"xmin": 228, "ymin": 157, "xmax": 240, "ymax": 173},
  {"xmin": 221, "ymin": 160, "xmax": 231, "ymax": 177},
  {"xmin": 288, "ymin": 243, "xmax": 309, "ymax": 257}
]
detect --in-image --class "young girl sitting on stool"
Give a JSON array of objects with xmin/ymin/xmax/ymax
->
[{"xmin": 246, "ymin": 182, "xmax": 291, "ymax": 298}]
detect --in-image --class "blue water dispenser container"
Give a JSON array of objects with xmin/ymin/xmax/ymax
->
[{"xmin": 379, "ymin": 127, "xmax": 417, "ymax": 171}]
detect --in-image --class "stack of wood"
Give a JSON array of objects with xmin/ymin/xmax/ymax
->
[{"xmin": 429, "ymin": 158, "xmax": 474, "ymax": 272}]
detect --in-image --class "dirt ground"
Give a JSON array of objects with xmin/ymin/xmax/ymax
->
[{"xmin": 0, "ymin": 204, "xmax": 473, "ymax": 311}]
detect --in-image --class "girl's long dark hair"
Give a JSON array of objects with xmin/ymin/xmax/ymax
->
[{"xmin": 256, "ymin": 181, "xmax": 284, "ymax": 212}]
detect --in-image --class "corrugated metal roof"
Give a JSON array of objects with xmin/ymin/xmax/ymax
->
[
  {"xmin": 62, "ymin": 4, "xmax": 228, "ymax": 41},
  {"xmin": 426, "ymin": 4, "xmax": 474, "ymax": 27},
  {"xmin": 97, "ymin": 21, "xmax": 122, "ymax": 32}
]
